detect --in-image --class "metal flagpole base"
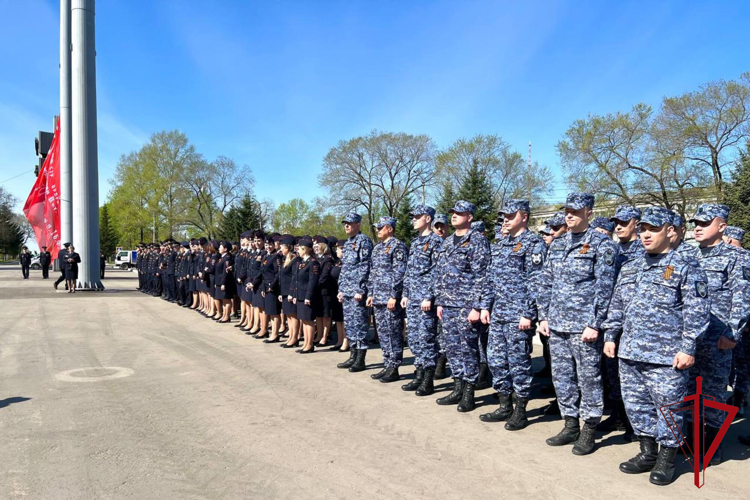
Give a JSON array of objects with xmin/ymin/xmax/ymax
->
[{"xmin": 75, "ymin": 280, "xmax": 105, "ymax": 290}]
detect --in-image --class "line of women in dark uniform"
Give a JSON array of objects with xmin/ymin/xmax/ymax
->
[{"xmin": 136, "ymin": 232, "xmax": 348, "ymax": 354}]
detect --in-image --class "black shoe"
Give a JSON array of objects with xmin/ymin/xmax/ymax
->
[
  {"xmin": 380, "ymin": 367, "xmax": 400, "ymax": 383},
  {"xmin": 337, "ymin": 348, "xmax": 357, "ymax": 369},
  {"xmin": 370, "ymin": 368, "xmax": 388, "ymax": 380},
  {"xmin": 620, "ymin": 436, "xmax": 658, "ymax": 474},
  {"xmin": 402, "ymin": 368, "xmax": 424, "ymax": 391},
  {"xmin": 263, "ymin": 337, "xmax": 281, "ymax": 344},
  {"xmin": 597, "ymin": 400, "xmax": 626, "ymax": 433},
  {"xmin": 542, "ymin": 399, "xmax": 561, "ymax": 416},
  {"xmin": 504, "ymin": 397, "xmax": 529, "ymax": 431},
  {"xmin": 476, "ymin": 363, "xmax": 491, "ymax": 390},
  {"xmin": 282, "ymin": 342, "xmax": 299, "ymax": 349},
  {"xmin": 434, "ymin": 354, "xmax": 448, "ymax": 380},
  {"xmin": 298, "ymin": 347, "xmax": 315, "ymax": 354},
  {"xmin": 649, "ymin": 446, "xmax": 678, "ymax": 486},
  {"xmin": 436, "ymin": 379, "xmax": 464, "ymax": 406},
  {"xmin": 348, "ymin": 349, "xmax": 367, "ymax": 372},
  {"xmin": 572, "ymin": 421, "xmax": 598, "ymax": 455},
  {"xmin": 416, "ymin": 368, "xmax": 435, "ymax": 396},
  {"xmin": 546, "ymin": 417, "xmax": 580, "ymax": 446},
  {"xmin": 457, "ymin": 382, "xmax": 476, "ymax": 412},
  {"xmin": 479, "ymin": 393, "xmax": 513, "ymax": 422}
]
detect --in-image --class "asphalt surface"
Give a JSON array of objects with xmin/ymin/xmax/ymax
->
[{"xmin": 0, "ymin": 266, "xmax": 748, "ymax": 499}]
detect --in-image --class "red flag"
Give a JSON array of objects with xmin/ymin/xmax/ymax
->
[{"xmin": 23, "ymin": 118, "xmax": 61, "ymax": 258}]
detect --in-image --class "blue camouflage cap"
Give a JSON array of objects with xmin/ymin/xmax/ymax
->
[
  {"xmin": 611, "ymin": 205, "xmax": 642, "ymax": 222},
  {"xmin": 689, "ymin": 203, "xmax": 730, "ymax": 223},
  {"xmin": 545, "ymin": 211, "xmax": 566, "ymax": 227},
  {"xmin": 564, "ymin": 192, "xmax": 595, "ymax": 210},
  {"xmin": 373, "ymin": 216, "xmax": 397, "ymax": 229},
  {"xmin": 668, "ymin": 210, "xmax": 684, "ymax": 227},
  {"xmin": 471, "ymin": 221, "xmax": 486, "ymax": 233},
  {"xmin": 725, "ymin": 225, "xmax": 745, "ymax": 241},
  {"xmin": 449, "ymin": 200, "xmax": 476, "ymax": 214},
  {"xmin": 539, "ymin": 224, "xmax": 552, "ymax": 235},
  {"xmin": 432, "ymin": 214, "xmax": 448, "ymax": 227},
  {"xmin": 639, "ymin": 206, "xmax": 673, "ymax": 227},
  {"xmin": 341, "ymin": 212, "xmax": 362, "ymax": 224},
  {"xmin": 591, "ymin": 216, "xmax": 614, "ymax": 233},
  {"xmin": 500, "ymin": 198, "xmax": 530, "ymax": 215},
  {"xmin": 410, "ymin": 204, "xmax": 436, "ymax": 218}
]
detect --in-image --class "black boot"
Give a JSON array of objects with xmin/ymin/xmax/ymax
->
[
  {"xmin": 479, "ymin": 393, "xmax": 513, "ymax": 422},
  {"xmin": 620, "ymin": 436, "xmax": 658, "ymax": 474},
  {"xmin": 380, "ymin": 366, "xmax": 400, "ymax": 383},
  {"xmin": 572, "ymin": 421, "xmax": 598, "ymax": 455},
  {"xmin": 370, "ymin": 367, "xmax": 388, "ymax": 380},
  {"xmin": 543, "ymin": 398, "xmax": 561, "ymax": 416},
  {"xmin": 504, "ymin": 397, "xmax": 529, "ymax": 431},
  {"xmin": 436, "ymin": 379, "xmax": 464, "ymax": 406},
  {"xmin": 416, "ymin": 368, "xmax": 435, "ymax": 396},
  {"xmin": 732, "ymin": 391, "xmax": 746, "ymax": 417},
  {"xmin": 705, "ymin": 426, "xmax": 723, "ymax": 466},
  {"xmin": 337, "ymin": 348, "xmax": 357, "ymax": 369},
  {"xmin": 649, "ymin": 446, "xmax": 678, "ymax": 486},
  {"xmin": 546, "ymin": 417, "xmax": 580, "ymax": 446},
  {"xmin": 597, "ymin": 400, "xmax": 626, "ymax": 432},
  {"xmin": 348, "ymin": 349, "xmax": 367, "ymax": 372},
  {"xmin": 434, "ymin": 354, "xmax": 448, "ymax": 380},
  {"xmin": 457, "ymin": 382, "xmax": 476, "ymax": 412},
  {"xmin": 476, "ymin": 363, "xmax": 491, "ymax": 390},
  {"xmin": 401, "ymin": 368, "xmax": 424, "ymax": 391}
]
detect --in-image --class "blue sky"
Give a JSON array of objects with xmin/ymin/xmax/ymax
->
[{"xmin": 1, "ymin": 0, "xmax": 749, "ymax": 212}]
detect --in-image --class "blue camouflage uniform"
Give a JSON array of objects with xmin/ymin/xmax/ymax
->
[
  {"xmin": 725, "ymin": 226, "xmax": 750, "ymax": 399},
  {"xmin": 688, "ymin": 204, "xmax": 750, "ymax": 429},
  {"xmin": 403, "ymin": 206, "xmax": 443, "ymax": 370},
  {"xmin": 668, "ymin": 212, "xmax": 701, "ymax": 262},
  {"xmin": 434, "ymin": 201, "xmax": 491, "ymax": 385},
  {"xmin": 480, "ymin": 199, "xmax": 547, "ymax": 399},
  {"xmin": 537, "ymin": 193, "xmax": 619, "ymax": 423},
  {"xmin": 432, "ymin": 213, "xmax": 449, "ymax": 356},
  {"xmin": 367, "ymin": 217, "xmax": 408, "ymax": 369},
  {"xmin": 339, "ymin": 212, "xmax": 374, "ymax": 351},
  {"xmin": 471, "ymin": 221, "xmax": 490, "ymax": 365},
  {"xmin": 603, "ymin": 207, "xmax": 710, "ymax": 447},
  {"xmin": 591, "ymin": 217, "xmax": 614, "ymax": 234}
]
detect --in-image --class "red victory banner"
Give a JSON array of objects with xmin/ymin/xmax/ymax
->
[{"xmin": 23, "ymin": 118, "xmax": 61, "ymax": 258}]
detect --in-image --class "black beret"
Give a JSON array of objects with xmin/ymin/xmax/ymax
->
[
  {"xmin": 297, "ymin": 238, "xmax": 313, "ymax": 248},
  {"xmin": 199, "ymin": 237, "xmax": 208, "ymax": 246},
  {"xmin": 181, "ymin": 241, "xmax": 189, "ymax": 248},
  {"xmin": 280, "ymin": 235, "xmax": 295, "ymax": 246},
  {"xmin": 313, "ymin": 235, "xmax": 327, "ymax": 244}
]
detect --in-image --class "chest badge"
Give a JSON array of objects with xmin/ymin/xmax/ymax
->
[
  {"xmin": 461, "ymin": 240, "xmax": 470, "ymax": 248},
  {"xmin": 385, "ymin": 245, "xmax": 391, "ymax": 254},
  {"xmin": 423, "ymin": 242, "xmax": 430, "ymax": 252},
  {"xmin": 512, "ymin": 242, "xmax": 522, "ymax": 252},
  {"xmin": 663, "ymin": 265, "xmax": 674, "ymax": 280},
  {"xmin": 579, "ymin": 243, "xmax": 590, "ymax": 255}
]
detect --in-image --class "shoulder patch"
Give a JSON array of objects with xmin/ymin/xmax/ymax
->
[
  {"xmin": 603, "ymin": 247, "xmax": 615, "ymax": 266},
  {"xmin": 395, "ymin": 248, "xmax": 406, "ymax": 262},
  {"xmin": 531, "ymin": 253, "xmax": 542, "ymax": 265},
  {"xmin": 695, "ymin": 281, "xmax": 708, "ymax": 298}
]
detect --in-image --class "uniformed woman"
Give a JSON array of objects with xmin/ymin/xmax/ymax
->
[
  {"xmin": 64, "ymin": 245, "xmax": 81, "ymax": 293},
  {"xmin": 279, "ymin": 236, "xmax": 302, "ymax": 348},
  {"xmin": 329, "ymin": 240, "xmax": 348, "ymax": 351},
  {"xmin": 313, "ymin": 236, "xmax": 334, "ymax": 346},
  {"xmin": 214, "ymin": 241, "xmax": 234, "ymax": 323},
  {"xmin": 259, "ymin": 236, "xmax": 283, "ymax": 342},
  {"xmin": 203, "ymin": 241, "xmax": 218, "ymax": 318},
  {"xmin": 294, "ymin": 238, "xmax": 320, "ymax": 354},
  {"xmin": 248, "ymin": 232, "xmax": 267, "ymax": 336}
]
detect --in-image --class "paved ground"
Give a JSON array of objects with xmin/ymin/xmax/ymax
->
[{"xmin": 0, "ymin": 265, "xmax": 748, "ymax": 499}]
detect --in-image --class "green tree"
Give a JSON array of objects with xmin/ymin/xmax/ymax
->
[
  {"xmin": 456, "ymin": 159, "xmax": 497, "ymax": 231},
  {"xmin": 436, "ymin": 180, "xmax": 456, "ymax": 216},
  {"xmin": 726, "ymin": 143, "xmax": 750, "ymax": 249},
  {"xmin": 0, "ymin": 189, "xmax": 26, "ymax": 258},
  {"xmin": 217, "ymin": 195, "xmax": 264, "ymax": 241},
  {"xmin": 99, "ymin": 203, "xmax": 118, "ymax": 258},
  {"xmin": 395, "ymin": 194, "xmax": 416, "ymax": 246}
]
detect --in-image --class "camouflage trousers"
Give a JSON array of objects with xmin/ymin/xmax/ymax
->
[
  {"xmin": 441, "ymin": 306, "xmax": 481, "ymax": 384},
  {"xmin": 688, "ymin": 338, "xmax": 732, "ymax": 428},
  {"xmin": 373, "ymin": 304, "xmax": 404, "ymax": 368},
  {"xmin": 437, "ymin": 322, "xmax": 445, "ymax": 354},
  {"xmin": 549, "ymin": 331, "xmax": 604, "ymax": 423},
  {"xmin": 342, "ymin": 296, "xmax": 370, "ymax": 351},
  {"xmin": 732, "ymin": 332, "xmax": 750, "ymax": 394},
  {"xmin": 604, "ymin": 355, "xmax": 622, "ymax": 401},
  {"xmin": 405, "ymin": 304, "xmax": 439, "ymax": 369},
  {"xmin": 488, "ymin": 321, "xmax": 534, "ymax": 399},
  {"xmin": 478, "ymin": 323, "xmax": 489, "ymax": 364},
  {"xmin": 621, "ymin": 359, "xmax": 688, "ymax": 448}
]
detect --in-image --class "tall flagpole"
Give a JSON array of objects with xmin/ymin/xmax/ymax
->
[
  {"xmin": 71, "ymin": 0, "xmax": 103, "ymax": 290},
  {"xmin": 60, "ymin": 0, "xmax": 72, "ymax": 249}
]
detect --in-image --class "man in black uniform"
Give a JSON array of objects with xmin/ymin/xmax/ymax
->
[
  {"xmin": 100, "ymin": 253, "xmax": 106, "ymax": 279},
  {"xmin": 40, "ymin": 246, "xmax": 52, "ymax": 279},
  {"xmin": 54, "ymin": 242, "xmax": 71, "ymax": 290},
  {"xmin": 19, "ymin": 247, "xmax": 32, "ymax": 279}
]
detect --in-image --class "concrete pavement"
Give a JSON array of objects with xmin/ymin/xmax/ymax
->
[{"xmin": 0, "ymin": 266, "xmax": 748, "ymax": 499}]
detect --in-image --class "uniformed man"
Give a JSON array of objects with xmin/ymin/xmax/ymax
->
[
  {"xmin": 401, "ymin": 205, "xmax": 444, "ymax": 395},
  {"xmin": 100, "ymin": 253, "xmax": 106, "ymax": 279},
  {"xmin": 724, "ymin": 225, "xmax": 745, "ymax": 248},
  {"xmin": 537, "ymin": 192, "xmax": 618, "ymax": 455},
  {"xmin": 39, "ymin": 246, "xmax": 52, "ymax": 279},
  {"xmin": 19, "ymin": 247, "xmax": 31, "ymax": 279},
  {"xmin": 611, "ymin": 205, "xmax": 644, "ymax": 267},
  {"xmin": 366, "ymin": 216, "xmax": 408, "ymax": 383},
  {"xmin": 668, "ymin": 212, "xmax": 700, "ymax": 261},
  {"xmin": 336, "ymin": 212, "xmax": 374, "ymax": 372},
  {"xmin": 603, "ymin": 206, "xmax": 709, "ymax": 486},
  {"xmin": 471, "ymin": 220, "xmax": 492, "ymax": 390},
  {"xmin": 479, "ymin": 199, "xmax": 546, "ymax": 430},
  {"xmin": 724, "ymin": 226, "xmax": 749, "ymax": 413},
  {"xmin": 431, "ymin": 213, "xmax": 451, "ymax": 380},
  {"xmin": 688, "ymin": 203, "xmax": 750, "ymax": 465},
  {"xmin": 591, "ymin": 217, "xmax": 614, "ymax": 239},
  {"xmin": 434, "ymin": 200, "xmax": 491, "ymax": 412},
  {"xmin": 54, "ymin": 242, "xmax": 71, "ymax": 291},
  {"xmin": 539, "ymin": 225, "xmax": 554, "ymax": 247}
]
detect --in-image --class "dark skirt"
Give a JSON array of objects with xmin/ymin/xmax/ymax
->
[
  {"xmin": 253, "ymin": 286, "xmax": 265, "ymax": 308},
  {"xmin": 214, "ymin": 282, "xmax": 234, "ymax": 300},
  {"xmin": 319, "ymin": 295, "xmax": 331, "ymax": 318},
  {"xmin": 264, "ymin": 292, "xmax": 280, "ymax": 315},
  {"xmin": 297, "ymin": 301, "xmax": 316, "ymax": 321},
  {"xmin": 241, "ymin": 283, "xmax": 253, "ymax": 303},
  {"xmin": 331, "ymin": 297, "xmax": 344, "ymax": 322},
  {"xmin": 64, "ymin": 268, "xmax": 78, "ymax": 280},
  {"xmin": 209, "ymin": 275, "xmax": 216, "ymax": 298},
  {"xmin": 282, "ymin": 297, "xmax": 296, "ymax": 316}
]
